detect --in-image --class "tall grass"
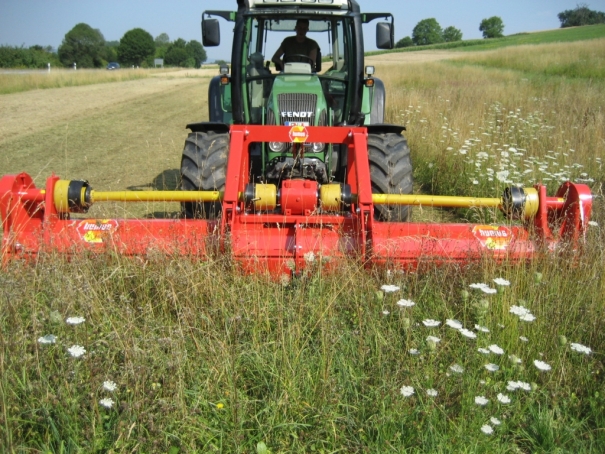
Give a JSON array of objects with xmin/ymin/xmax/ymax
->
[
  {"xmin": 0, "ymin": 69, "xmax": 156, "ymax": 95},
  {"xmin": 0, "ymin": 37, "xmax": 604, "ymax": 452}
]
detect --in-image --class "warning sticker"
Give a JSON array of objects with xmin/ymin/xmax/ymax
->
[
  {"xmin": 472, "ymin": 225, "xmax": 512, "ymax": 250},
  {"xmin": 289, "ymin": 125, "xmax": 308, "ymax": 143},
  {"xmin": 76, "ymin": 219, "xmax": 118, "ymax": 244}
]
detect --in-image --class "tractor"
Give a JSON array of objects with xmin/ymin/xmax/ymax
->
[{"xmin": 181, "ymin": 0, "xmax": 412, "ymax": 222}]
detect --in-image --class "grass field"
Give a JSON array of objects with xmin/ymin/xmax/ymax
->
[{"xmin": 0, "ymin": 35, "xmax": 604, "ymax": 452}]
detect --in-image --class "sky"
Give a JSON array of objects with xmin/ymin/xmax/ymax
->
[{"xmin": 1, "ymin": 0, "xmax": 604, "ymax": 62}]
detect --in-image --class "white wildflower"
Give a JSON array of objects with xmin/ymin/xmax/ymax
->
[
  {"xmin": 478, "ymin": 348, "xmax": 491, "ymax": 354},
  {"xmin": 66, "ymin": 316, "xmax": 85, "ymax": 325},
  {"xmin": 446, "ymin": 319, "xmax": 463, "ymax": 329},
  {"xmin": 103, "ymin": 380, "xmax": 118, "ymax": 392},
  {"xmin": 519, "ymin": 336, "xmax": 529, "ymax": 342},
  {"xmin": 570, "ymin": 343, "xmax": 592, "ymax": 355},
  {"xmin": 67, "ymin": 345, "xmax": 86, "ymax": 358},
  {"xmin": 99, "ymin": 398, "xmax": 115, "ymax": 409},
  {"xmin": 493, "ymin": 278, "xmax": 510, "ymax": 286},
  {"xmin": 488, "ymin": 344, "xmax": 505, "ymax": 355},
  {"xmin": 481, "ymin": 424, "xmax": 493, "ymax": 435},
  {"xmin": 588, "ymin": 221, "xmax": 598, "ymax": 227},
  {"xmin": 400, "ymin": 386, "xmax": 415, "ymax": 397},
  {"xmin": 497, "ymin": 393, "xmax": 511, "ymax": 404},
  {"xmin": 459, "ymin": 328, "xmax": 477, "ymax": 339},
  {"xmin": 396, "ymin": 299, "xmax": 415, "ymax": 307},
  {"xmin": 409, "ymin": 348, "xmax": 420, "ymax": 355},
  {"xmin": 485, "ymin": 363, "xmax": 499, "ymax": 372},
  {"xmin": 490, "ymin": 417, "xmax": 502, "ymax": 425},
  {"xmin": 380, "ymin": 284, "xmax": 400, "ymax": 293},
  {"xmin": 449, "ymin": 364, "xmax": 464, "ymax": 374},
  {"xmin": 509, "ymin": 305, "xmax": 530, "ymax": 316},
  {"xmin": 382, "ymin": 310, "xmax": 390, "ymax": 315},
  {"xmin": 426, "ymin": 336, "xmax": 441, "ymax": 343},
  {"xmin": 480, "ymin": 287, "xmax": 497, "ymax": 294},
  {"xmin": 303, "ymin": 251, "xmax": 316, "ymax": 263},
  {"xmin": 475, "ymin": 324, "xmax": 490, "ymax": 333},
  {"xmin": 38, "ymin": 334, "xmax": 57, "ymax": 344},
  {"xmin": 469, "ymin": 283, "xmax": 489, "ymax": 290},
  {"xmin": 426, "ymin": 388, "xmax": 438, "ymax": 397},
  {"xmin": 534, "ymin": 360, "xmax": 552, "ymax": 371},
  {"xmin": 422, "ymin": 319, "xmax": 441, "ymax": 327},
  {"xmin": 519, "ymin": 313, "xmax": 536, "ymax": 322},
  {"xmin": 475, "ymin": 396, "xmax": 489, "ymax": 406}
]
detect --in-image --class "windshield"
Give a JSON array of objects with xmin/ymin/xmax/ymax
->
[{"xmin": 243, "ymin": 15, "xmax": 353, "ymax": 124}]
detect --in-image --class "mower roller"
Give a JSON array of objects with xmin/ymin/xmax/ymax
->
[
  {"xmin": 0, "ymin": 0, "xmax": 594, "ymax": 273},
  {"xmin": 0, "ymin": 124, "xmax": 593, "ymax": 274}
]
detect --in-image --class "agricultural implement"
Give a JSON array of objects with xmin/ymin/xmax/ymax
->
[{"xmin": 0, "ymin": 0, "xmax": 594, "ymax": 274}]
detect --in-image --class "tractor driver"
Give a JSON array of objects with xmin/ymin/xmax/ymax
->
[{"xmin": 271, "ymin": 19, "xmax": 319, "ymax": 72}]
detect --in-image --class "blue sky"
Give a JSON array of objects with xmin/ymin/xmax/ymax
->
[{"xmin": 1, "ymin": 0, "xmax": 603, "ymax": 61}]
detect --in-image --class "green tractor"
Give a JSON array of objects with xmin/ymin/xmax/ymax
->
[{"xmin": 181, "ymin": 0, "xmax": 412, "ymax": 221}]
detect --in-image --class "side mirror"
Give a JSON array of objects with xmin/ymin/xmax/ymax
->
[
  {"xmin": 202, "ymin": 18, "xmax": 220, "ymax": 47},
  {"xmin": 376, "ymin": 22, "xmax": 394, "ymax": 50}
]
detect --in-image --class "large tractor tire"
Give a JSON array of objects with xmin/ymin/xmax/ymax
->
[
  {"xmin": 180, "ymin": 131, "xmax": 229, "ymax": 219},
  {"xmin": 368, "ymin": 133, "xmax": 413, "ymax": 222}
]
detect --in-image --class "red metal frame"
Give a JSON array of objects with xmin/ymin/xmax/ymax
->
[{"xmin": 0, "ymin": 125, "xmax": 593, "ymax": 275}]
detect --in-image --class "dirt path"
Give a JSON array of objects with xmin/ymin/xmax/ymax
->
[{"xmin": 0, "ymin": 71, "xmax": 211, "ymax": 145}]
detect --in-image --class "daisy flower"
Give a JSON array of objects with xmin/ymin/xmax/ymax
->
[
  {"xmin": 493, "ymin": 278, "xmax": 510, "ymax": 286},
  {"xmin": 475, "ymin": 396, "xmax": 489, "ymax": 406},
  {"xmin": 103, "ymin": 380, "xmax": 118, "ymax": 392},
  {"xmin": 38, "ymin": 334, "xmax": 57, "ymax": 344},
  {"xmin": 497, "ymin": 393, "xmax": 511, "ymax": 404},
  {"xmin": 449, "ymin": 364, "xmax": 464, "ymax": 374},
  {"xmin": 570, "ymin": 343, "xmax": 592, "ymax": 355},
  {"xmin": 488, "ymin": 344, "xmax": 504, "ymax": 355},
  {"xmin": 475, "ymin": 324, "xmax": 490, "ymax": 333},
  {"xmin": 446, "ymin": 319, "xmax": 463, "ymax": 329},
  {"xmin": 400, "ymin": 386, "xmax": 415, "ymax": 397},
  {"xmin": 534, "ymin": 360, "xmax": 552, "ymax": 371},
  {"xmin": 67, "ymin": 345, "xmax": 86, "ymax": 358},
  {"xmin": 99, "ymin": 398, "xmax": 115, "ymax": 409},
  {"xmin": 459, "ymin": 328, "xmax": 477, "ymax": 339}
]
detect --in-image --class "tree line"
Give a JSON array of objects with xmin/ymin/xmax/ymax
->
[
  {"xmin": 0, "ymin": 23, "xmax": 207, "ymax": 69},
  {"xmin": 395, "ymin": 4, "xmax": 605, "ymax": 48}
]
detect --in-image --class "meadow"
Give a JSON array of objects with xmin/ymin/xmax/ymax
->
[{"xmin": 0, "ymin": 36, "xmax": 604, "ymax": 453}]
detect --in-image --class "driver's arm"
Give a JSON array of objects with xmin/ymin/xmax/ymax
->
[
  {"xmin": 309, "ymin": 48, "xmax": 317, "ymax": 67},
  {"xmin": 271, "ymin": 45, "xmax": 285, "ymax": 71}
]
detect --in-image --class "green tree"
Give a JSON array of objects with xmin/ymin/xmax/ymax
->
[
  {"xmin": 118, "ymin": 28, "xmax": 155, "ymax": 66},
  {"xmin": 155, "ymin": 33, "xmax": 170, "ymax": 46},
  {"xmin": 412, "ymin": 18, "xmax": 444, "ymax": 46},
  {"xmin": 185, "ymin": 40, "xmax": 207, "ymax": 66},
  {"xmin": 164, "ymin": 47, "xmax": 189, "ymax": 66},
  {"xmin": 479, "ymin": 16, "xmax": 505, "ymax": 38},
  {"xmin": 442, "ymin": 26, "xmax": 463, "ymax": 42},
  {"xmin": 58, "ymin": 23, "xmax": 106, "ymax": 68},
  {"xmin": 395, "ymin": 36, "xmax": 414, "ymax": 48},
  {"xmin": 558, "ymin": 4, "xmax": 605, "ymax": 27}
]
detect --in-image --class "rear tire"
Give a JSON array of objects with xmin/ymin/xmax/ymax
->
[
  {"xmin": 368, "ymin": 133, "xmax": 413, "ymax": 221},
  {"xmin": 180, "ymin": 131, "xmax": 229, "ymax": 219}
]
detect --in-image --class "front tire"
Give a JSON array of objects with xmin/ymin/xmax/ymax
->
[
  {"xmin": 368, "ymin": 133, "xmax": 413, "ymax": 221},
  {"xmin": 180, "ymin": 131, "xmax": 229, "ymax": 219}
]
